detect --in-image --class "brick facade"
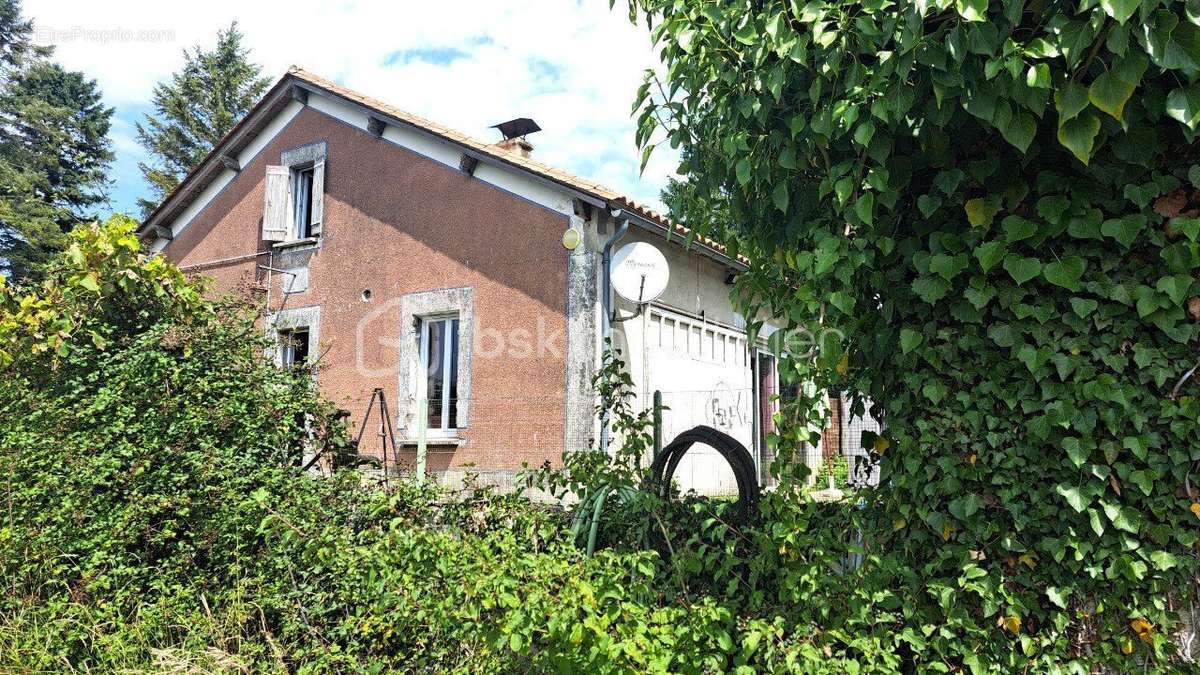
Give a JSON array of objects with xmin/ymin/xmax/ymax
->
[{"xmin": 162, "ymin": 107, "xmax": 571, "ymax": 472}]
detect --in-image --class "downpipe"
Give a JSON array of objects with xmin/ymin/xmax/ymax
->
[{"xmin": 598, "ymin": 210, "xmax": 629, "ymax": 454}]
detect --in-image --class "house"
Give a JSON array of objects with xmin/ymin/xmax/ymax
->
[{"xmin": 137, "ymin": 67, "xmax": 798, "ymax": 492}]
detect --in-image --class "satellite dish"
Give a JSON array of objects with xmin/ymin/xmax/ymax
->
[{"xmin": 611, "ymin": 242, "xmax": 669, "ymax": 304}]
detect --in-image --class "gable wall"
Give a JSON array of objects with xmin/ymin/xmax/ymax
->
[{"xmin": 160, "ymin": 105, "xmax": 573, "ymax": 472}]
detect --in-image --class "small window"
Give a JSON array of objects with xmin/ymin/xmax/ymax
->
[
  {"xmin": 280, "ymin": 328, "xmax": 310, "ymax": 368},
  {"xmin": 419, "ymin": 316, "xmax": 459, "ymax": 432},
  {"xmin": 292, "ymin": 166, "xmax": 315, "ymax": 239}
]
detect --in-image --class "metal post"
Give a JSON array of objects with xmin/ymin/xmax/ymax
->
[
  {"xmin": 416, "ymin": 398, "xmax": 428, "ymax": 480},
  {"xmin": 377, "ymin": 391, "xmax": 388, "ymax": 487}
]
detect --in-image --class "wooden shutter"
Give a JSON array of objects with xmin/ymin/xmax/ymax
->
[
  {"xmin": 262, "ymin": 165, "xmax": 291, "ymax": 241},
  {"xmin": 309, "ymin": 159, "xmax": 325, "ymax": 237}
]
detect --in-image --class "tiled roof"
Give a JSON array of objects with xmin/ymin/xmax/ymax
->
[{"xmin": 143, "ymin": 67, "xmax": 745, "ymax": 266}]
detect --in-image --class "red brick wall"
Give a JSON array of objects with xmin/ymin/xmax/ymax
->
[{"xmin": 163, "ymin": 107, "xmax": 570, "ymax": 471}]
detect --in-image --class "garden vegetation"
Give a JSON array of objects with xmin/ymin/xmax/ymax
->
[
  {"xmin": 0, "ymin": 219, "xmax": 896, "ymax": 673},
  {"xmin": 625, "ymin": 0, "xmax": 1200, "ymax": 670}
]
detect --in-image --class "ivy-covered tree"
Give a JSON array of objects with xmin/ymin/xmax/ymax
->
[
  {"xmin": 135, "ymin": 22, "xmax": 269, "ymax": 216},
  {"xmin": 628, "ymin": 0, "xmax": 1200, "ymax": 670},
  {"xmin": 0, "ymin": 0, "xmax": 112, "ymax": 281}
]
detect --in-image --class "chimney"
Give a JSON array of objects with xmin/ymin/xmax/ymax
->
[
  {"xmin": 490, "ymin": 118, "xmax": 541, "ymax": 160},
  {"xmin": 495, "ymin": 137, "xmax": 534, "ymax": 158}
]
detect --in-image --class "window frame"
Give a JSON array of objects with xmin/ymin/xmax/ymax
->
[
  {"xmin": 263, "ymin": 141, "xmax": 326, "ymax": 246},
  {"xmin": 279, "ymin": 327, "xmax": 311, "ymax": 369},
  {"xmin": 267, "ymin": 306, "xmax": 320, "ymax": 373},
  {"xmin": 291, "ymin": 164, "xmax": 315, "ymax": 240},
  {"xmin": 417, "ymin": 314, "xmax": 460, "ymax": 436},
  {"xmin": 397, "ymin": 287, "xmax": 474, "ymax": 439}
]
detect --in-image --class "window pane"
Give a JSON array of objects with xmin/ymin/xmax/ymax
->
[
  {"xmin": 292, "ymin": 329, "xmax": 309, "ymax": 366},
  {"xmin": 447, "ymin": 319, "xmax": 459, "ymax": 428},
  {"xmin": 425, "ymin": 319, "xmax": 444, "ymax": 429},
  {"xmin": 294, "ymin": 169, "xmax": 313, "ymax": 238},
  {"xmin": 281, "ymin": 329, "xmax": 308, "ymax": 368}
]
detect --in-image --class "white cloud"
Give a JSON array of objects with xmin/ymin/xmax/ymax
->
[{"xmin": 23, "ymin": 0, "xmax": 678, "ymax": 215}]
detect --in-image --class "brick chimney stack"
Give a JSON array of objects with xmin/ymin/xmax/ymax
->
[{"xmin": 495, "ymin": 137, "xmax": 534, "ymax": 158}]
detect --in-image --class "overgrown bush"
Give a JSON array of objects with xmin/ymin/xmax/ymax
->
[
  {"xmin": 626, "ymin": 0, "xmax": 1200, "ymax": 670},
  {"xmin": 0, "ymin": 219, "xmax": 909, "ymax": 673}
]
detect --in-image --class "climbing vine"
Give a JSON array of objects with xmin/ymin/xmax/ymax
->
[{"xmin": 627, "ymin": 0, "xmax": 1200, "ymax": 669}]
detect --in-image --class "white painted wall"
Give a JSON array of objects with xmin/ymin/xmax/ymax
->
[{"xmin": 604, "ymin": 230, "xmax": 793, "ymax": 495}]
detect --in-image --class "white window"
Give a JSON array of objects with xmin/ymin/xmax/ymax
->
[
  {"xmin": 292, "ymin": 166, "xmax": 315, "ymax": 239},
  {"xmin": 418, "ymin": 316, "xmax": 460, "ymax": 433},
  {"xmin": 262, "ymin": 144, "xmax": 325, "ymax": 243},
  {"xmin": 268, "ymin": 306, "xmax": 320, "ymax": 371}
]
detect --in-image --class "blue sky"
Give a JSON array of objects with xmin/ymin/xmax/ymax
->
[{"xmin": 24, "ymin": 0, "xmax": 679, "ymax": 219}]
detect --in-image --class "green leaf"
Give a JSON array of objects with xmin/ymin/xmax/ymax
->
[
  {"xmin": 772, "ymin": 182, "xmax": 789, "ymax": 212},
  {"xmin": 855, "ymin": 192, "xmax": 875, "ymax": 226},
  {"xmin": 1150, "ymin": 550, "xmax": 1178, "ymax": 571},
  {"xmin": 900, "ymin": 328, "xmax": 923, "ymax": 354},
  {"xmin": 77, "ymin": 273, "xmax": 100, "ymax": 293},
  {"xmin": 1003, "ymin": 255, "xmax": 1042, "ymax": 285},
  {"xmin": 1070, "ymin": 297, "xmax": 1098, "ymax": 318},
  {"xmin": 1043, "ymin": 256, "xmax": 1086, "ymax": 291},
  {"xmin": 955, "ymin": 0, "xmax": 988, "ymax": 22},
  {"xmin": 1144, "ymin": 11, "xmax": 1200, "ymax": 71},
  {"xmin": 1056, "ymin": 484, "xmax": 1088, "ymax": 512},
  {"xmin": 912, "ymin": 275, "xmax": 951, "ymax": 303},
  {"xmin": 1172, "ymin": 217, "xmax": 1200, "ymax": 241},
  {"xmin": 833, "ymin": 176, "xmax": 854, "ymax": 206},
  {"xmin": 1128, "ymin": 469, "xmax": 1154, "ymax": 496},
  {"xmin": 1100, "ymin": 215, "xmax": 1145, "ymax": 248},
  {"xmin": 1062, "ymin": 437, "xmax": 1089, "ymax": 468},
  {"xmin": 1166, "ymin": 85, "xmax": 1200, "ymax": 131},
  {"xmin": 828, "ymin": 291, "xmax": 855, "ymax": 315},
  {"xmin": 1156, "ymin": 273, "xmax": 1193, "ymax": 305},
  {"xmin": 1088, "ymin": 71, "xmax": 1136, "ymax": 121},
  {"xmin": 918, "ymin": 194, "xmax": 943, "ymax": 218},
  {"xmin": 965, "ymin": 197, "xmax": 998, "ymax": 227},
  {"xmin": 735, "ymin": 158, "xmax": 751, "ymax": 186},
  {"xmin": 1026, "ymin": 63, "xmax": 1050, "ymax": 89},
  {"xmin": 1104, "ymin": 502, "xmax": 1141, "ymax": 534},
  {"xmin": 677, "ymin": 27, "xmax": 697, "ymax": 53},
  {"xmin": 974, "ymin": 241, "xmax": 1007, "ymax": 272},
  {"xmin": 733, "ymin": 23, "xmax": 758, "ymax": 46},
  {"xmin": 1046, "ymin": 587, "xmax": 1069, "ymax": 609},
  {"xmin": 930, "ymin": 254, "xmax": 967, "ymax": 281},
  {"xmin": 999, "ymin": 111, "xmax": 1037, "ymax": 153},
  {"xmin": 779, "ymin": 147, "xmax": 798, "ymax": 169},
  {"xmin": 765, "ymin": 12, "xmax": 786, "ymax": 41},
  {"xmin": 1099, "ymin": 0, "xmax": 1140, "ymax": 24},
  {"xmin": 1057, "ymin": 113, "xmax": 1101, "ymax": 165},
  {"xmin": 1002, "ymin": 216, "xmax": 1037, "ymax": 242},
  {"xmin": 1055, "ymin": 82, "xmax": 1090, "ymax": 124},
  {"xmin": 1124, "ymin": 435, "xmax": 1149, "ymax": 460}
]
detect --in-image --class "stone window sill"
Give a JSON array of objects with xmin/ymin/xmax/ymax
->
[
  {"xmin": 398, "ymin": 436, "xmax": 464, "ymax": 448},
  {"xmin": 273, "ymin": 237, "xmax": 319, "ymax": 251}
]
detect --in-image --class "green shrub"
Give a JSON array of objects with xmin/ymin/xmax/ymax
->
[
  {"xmin": 0, "ymin": 219, "xmax": 905, "ymax": 673},
  {"xmin": 625, "ymin": 0, "xmax": 1200, "ymax": 670}
]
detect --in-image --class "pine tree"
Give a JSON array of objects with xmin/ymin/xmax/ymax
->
[
  {"xmin": 0, "ymin": 0, "xmax": 113, "ymax": 281},
  {"xmin": 135, "ymin": 22, "xmax": 269, "ymax": 216},
  {"xmin": 0, "ymin": 0, "xmax": 47, "ymax": 74}
]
